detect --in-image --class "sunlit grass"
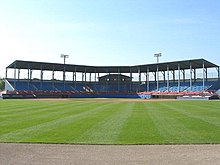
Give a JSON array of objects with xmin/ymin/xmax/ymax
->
[{"xmin": 0, "ymin": 99, "xmax": 219, "ymax": 144}]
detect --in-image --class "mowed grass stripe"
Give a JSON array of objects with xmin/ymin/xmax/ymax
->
[
  {"xmin": 117, "ymin": 102, "xmax": 164, "ymax": 144},
  {"xmin": 146, "ymin": 102, "xmax": 206, "ymax": 143},
  {"xmin": 147, "ymin": 101, "xmax": 220, "ymax": 144},
  {"xmin": 0, "ymin": 101, "xmax": 89, "ymax": 124},
  {"xmin": 0, "ymin": 101, "xmax": 100, "ymax": 133},
  {"xmin": 21, "ymin": 102, "xmax": 123, "ymax": 143},
  {"xmin": 73, "ymin": 102, "xmax": 134, "ymax": 144},
  {"xmin": 161, "ymin": 101, "xmax": 220, "ymax": 143},
  {"xmin": 0, "ymin": 99, "xmax": 220, "ymax": 144},
  {"xmin": 0, "ymin": 101, "xmax": 85, "ymax": 121},
  {"xmin": 0, "ymin": 101, "xmax": 117, "ymax": 142},
  {"xmin": 164, "ymin": 101, "xmax": 220, "ymax": 127}
]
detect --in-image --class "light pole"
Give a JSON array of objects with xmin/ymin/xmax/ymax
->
[
  {"xmin": 61, "ymin": 54, "xmax": 69, "ymax": 65},
  {"xmin": 154, "ymin": 53, "xmax": 162, "ymax": 92},
  {"xmin": 154, "ymin": 53, "xmax": 162, "ymax": 63},
  {"xmin": 60, "ymin": 54, "xmax": 69, "ymax": 90}
]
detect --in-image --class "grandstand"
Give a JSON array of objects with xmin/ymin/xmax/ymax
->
[{"xmin": 3, "ymin": 59, "xmax": 220, "ymax": 99}]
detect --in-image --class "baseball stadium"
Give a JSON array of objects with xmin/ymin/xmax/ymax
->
[
  {"xmin": 0, "ymin": 58, "xmax": 220, "ymax": 145},
  {"xmin": 3, "ymin": 58, "xmax": 220, "ymax": 99}
]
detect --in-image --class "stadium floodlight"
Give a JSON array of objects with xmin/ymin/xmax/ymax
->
[
  {"xmin": 154, "ymin": 53, "xmax": 162, "ymax": 92},
  {"xmin": 60, "ymin": 54, "xmax": 69, "ymax": 64},
  {"xmin": 154, "ymin": 53, "xmax": 162, "ymax": 63},
  {"xmin": 60, "ymin": 54, "xmax": 69, "ymax": 90}
]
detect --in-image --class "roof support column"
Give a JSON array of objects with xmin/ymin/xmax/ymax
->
[
  {"xmin": 82, "ymin": 72, "xmax": 84, "ymax": 82},
  {"xmin": 63, "ymin": 65, "xmax": 66, "ymax": 82},
  {"xmin": 106, "ymin": 68, "xmax": 109, "ymax": 93},
  {"xmin": 85, "ymin": 69, "xmax": 87, "ymax": 82},
  {"xmin": 14, "ymin": 62, "xmax": 16, "ymax": 89},
  {"xmin": 94, "ymin": 69, "xmax": 97, "ymax": 91},
  {"xmin": 40, "ymin": 64, "xmax": 43, "ymax": 90},
  {"xmin": 95, "ymin": 69, "xmax": 97, "ymax": 82},
  {"xmin": 5, "ymin": 68, "xmax": 8, "ymax": 79},
  {"xmin": 153, "ymin": 72, "xmax": 156, "ymax": 86},
  {"xmin": 203, "ymin": 61, "xmax": 205, "ymax": 91},
  {"xmin": 72, "ymin": 72, "xmax": 74, "ymax": 82},
  {"xmin": 130, "ymin": 68, "xmax": 132, "ymax": 92},
  {"xmin": 30, "ymin": 70, "xmax": 32, "ymax": 80},
  {"xmin": 172, "ymin": 70, "xmax": 175, "ymax": 83},
  {"xmin": 52, "ymin": 65, "xmax": 55, "ymax": 80},
  {"xmin": 138, "ymin": 67, "xmax": 141, "ymax": 92},
  {"xmin": 18, "ymin": 69, "xmax": 20, "ymax": 80},
  {"xmin": 178, "ymin": 64, "xmax": 180, "ymax": 92},
  {"xmin": 193, "ymin": 69, "xmax": 196, "ymax": 82},
  {"xmin": 182, "ymin": 70, "xmax": 185, "ymax": 82},
  {"xmin": 190, "ymin": 62, "xmax": 192, "ymax": 91},
  {"xmin": 205, "ymin": 68, "xmax": 208, "ymax": 81},
  {"xmin": 28, "ymin": 64, "xmax": 30, "ymax": 80},
  {"xmin": 218, "ymin": 66, "xmax": 220, "ymax": 79},
  {"xmin": 138, "ymin": 67, "xmax": 141, "ymax": 84},
  {"xmin": 118, "ymin": 68, "xmax": 120, "ymax": 93},
  {"xmin": 74, "ymin": 66, "xmax": 77, "ymax": 89},
  {"xmin": 167, "ymin": 65, "xmax": 169, "ymax": 92},
  {"xmin": 217, "ymin": 67, "xmax": 220, "ymax": 80},
  {"xmin": 156, "ymin": 65, "xmax": 159, "ymax": 92},
  {"xmin": 146, "ymin": 67, "xmax": 149, "ymax": 92},
  {"xmin": 52, "ymin": 65, "xmax": 55, "ymax": 90},
  {"xmin": 163, "ymin": 71, "xmax": 165, "ymax": 83}
]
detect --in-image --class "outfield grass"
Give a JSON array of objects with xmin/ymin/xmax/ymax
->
[{"xmin": 0, "ymin": 99, "xmax": 220, "ymax": 144}]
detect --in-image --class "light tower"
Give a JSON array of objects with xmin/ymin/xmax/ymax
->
[
  {"xmin": 60, "ymin": 54, "xmax": 69, "ymax": 90},
  {"xmin": 60, "ymin": 54, "xmax": 69, "ymax": 65},
  {"xmin": 154, "ymin": 53, "xmax": 162, "ymax": 63},
  {"xmin": 154, "ymin": 53, "xmax": 162, "ymax": 92}
]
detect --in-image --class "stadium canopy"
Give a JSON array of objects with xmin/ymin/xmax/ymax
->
[
  {"xmin": 5, "ymin": 58, "xmax": 220, "ymax": 92},
  {"xmin": 6, "ymin": 58, "xmax": 219, "ymax": 73}
]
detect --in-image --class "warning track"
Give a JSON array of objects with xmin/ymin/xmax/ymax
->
[{"xmin": 1, "ymin": 143, "xmax": 220, "ymax": 165}]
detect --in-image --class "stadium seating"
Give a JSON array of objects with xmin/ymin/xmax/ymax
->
[{"xmin": 6, "ymin": 79, "xmax": 220, "ymax": 97}]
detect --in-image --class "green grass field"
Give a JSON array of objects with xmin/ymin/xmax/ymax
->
[{"xmin": 0, "ymin": 99, "xmax": 220, "ymax": 144}]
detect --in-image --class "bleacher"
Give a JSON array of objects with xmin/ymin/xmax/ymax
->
[{"xmin": 7, "ymin": 78, "xmax": 219, "ymax": 96}]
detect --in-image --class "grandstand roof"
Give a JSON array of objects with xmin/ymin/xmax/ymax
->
[{"xmin": 6, "ymin": 59, "xmax": 219, "ymax": 73}]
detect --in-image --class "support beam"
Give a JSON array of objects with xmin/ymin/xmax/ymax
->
[
  {"xmin": 18, "ymin": 69, "xmax": 20, "ymax": 80},
  {"xmin": 14, "ymin": 62, "xmax": 16, "ymax": 89},
  {"xmin": 130, "ymin": 68, "xmax": 132, "ymax": 92},
  {"xmin": 190, "ymin": 62, "xmax": 192, "ymax": 91},
  {"xmin": 82, "ymin": 72, "xmax": 84, "ymax": 82},
  {"xmin": 178, "ymin": 64, "xmax": 180, "ymax": 92},
  {"xmin": 162, "ymin": 71, "xmax": 165, "ymax": 83},
  {"xmin": 30, "ymin": 70, "xmax": 32, "ymax": 80},
  {"xmin": 193, "ymin": 69, "xmax": 196, "ymax": 82},
  {"xmin": 138, "ymin": 67, "xmax": 141, "ymax": 84},
  {"xmin": 147, "ymin": 67, "xmax": 149, "ymax": 92},
  {"xmin": 118, "ymin": 68, "xmax": 120, "ymax": 92},
  {"xmin": 27, "ymin": 64, "xmax": 30, "ymax": 80},
  {"xmin": 217, "ymin": 67, "xmax": 220, "ymax": 79},
  {"xmin": 182, "ymin": 70, "xmax": 185, "ymax": 82},
  {"xmin": 172, "ymin": 70, "xmax": 175, "ymax": 83},
  {"xmin": 5, "ymin": 68, "xmax": 8, "ymax": 79},
  {"xmin": 203, "ymin": 61, "xmax": 205, "ymax": 91},
  {"xmin": 85, "ymin": 69, "xmax": 87, "ymax": 82},
  {"xmin": 156, "ymin": 66, "xmax": 159, "ymax": 91},
  {"xmin": 52, "ymin": 65, "xmax": 55, "ymax": 80},
  {"xmin": 40, "ymin": 65, "xmax": 43, "ymax": 81},
  {"xmin": 40, "ymin": 64, "xmax": 43, "ymax": 90},
  {"xmin": 95, "ymin": 71, "xmax": 97, "ymax": 82},
  {"xmin": 167, "ymin": 65, "xmax": 169, "ymax": 92}
]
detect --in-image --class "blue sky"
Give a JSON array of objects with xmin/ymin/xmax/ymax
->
[{"xmin": 0, "ymin": 0, "xmax": 220, "ymax": 78}]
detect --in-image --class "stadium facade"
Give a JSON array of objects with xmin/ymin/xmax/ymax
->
[{"xmin": 3, "ymin": 59, "xmax": 220, "ymax": 99}]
